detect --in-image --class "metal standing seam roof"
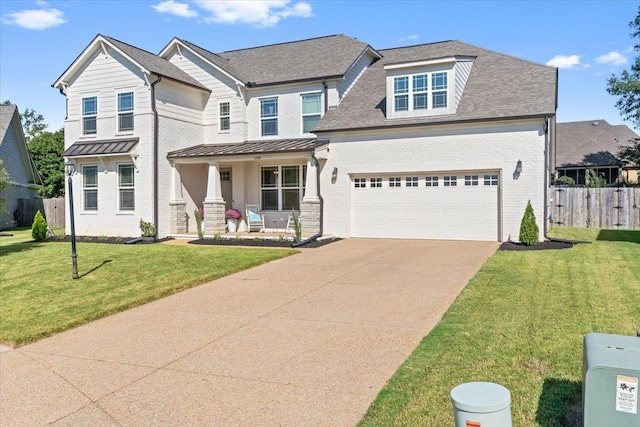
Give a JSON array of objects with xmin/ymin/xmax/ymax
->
[
  {"xmin": 63, "ymin": 138, "xmax": 139, "ymax": 157},
  {"xmin": 167, "ymin": 138, "xmax": 317, "ymax": 158},
  {"xmin": 177, "ymin": 34, "xmax": 378, "ymax": 86},
  {"xmin": 314, "ymin": 40, "xmax": 558, "ymax": 132},
  {"xmin": 555, "ymin": 119, "xmax": 639, "ymax": 167}
]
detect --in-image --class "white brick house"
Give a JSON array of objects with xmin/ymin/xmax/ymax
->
[{"xmin": 53, "ymin": 34, "xmax": 557, "ymax": 242}]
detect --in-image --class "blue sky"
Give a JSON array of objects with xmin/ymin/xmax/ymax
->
[{"xmin": 0, "ymin": 0, "xmax": 638, "ymax": 131}]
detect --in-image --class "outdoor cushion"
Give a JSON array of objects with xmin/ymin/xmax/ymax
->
[{"xmin": 248, "ymin": 213, "xmax": 261, "ymax": 221}]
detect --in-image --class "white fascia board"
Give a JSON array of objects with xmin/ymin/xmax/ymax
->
[
  {"xmin": 53, "ymin": 35, "xmax": 150, "ymax": 89},
  {"xmin": 343, "ymin": 46, "xmax": 382, "ymax": 78},
  {"xmin": 384, "ymin": 56, "xmax": 457, "ymax": 71},
  {"xmin": 159, "ymin": 39, "xmax": 245, "ymax": 87}
]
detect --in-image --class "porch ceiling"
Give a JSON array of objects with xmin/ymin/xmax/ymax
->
[{"xmin": 166, "ymin": 138, "xmax": 317, "ymax": 159}]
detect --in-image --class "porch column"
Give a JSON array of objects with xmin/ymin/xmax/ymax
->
[
  {"xmin": 169, "ymin": 162, "xmax": 187, "ymax": 234},
  {"xmin": 300, "ymin": 156, "xmax": 321, "ymax": 235},
  {"xmin": 203, "ymin": 161, "xmax": 226, "ymax": 234}
]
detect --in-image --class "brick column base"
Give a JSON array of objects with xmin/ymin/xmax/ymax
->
[
  {"xmin": 170, "ymin": 201, "xmax": 187, "ymax": 234},
  {"xmin": 203, "ymin": 200, "xmax": 226, "ymax": 234},
  {"xmin": 300, "ymin": 200, "xmax": 321, "ymax": 236}
]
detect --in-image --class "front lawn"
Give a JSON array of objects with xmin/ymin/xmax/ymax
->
[
  {"xmin": 359, "ymin": 228, "xmax": 640, "ymax": 426},
  {"xmin": 0, "ymin": 228, "xmax": 297, "ymax": 346}
]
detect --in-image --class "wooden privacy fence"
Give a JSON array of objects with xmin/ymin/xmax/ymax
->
[
  {"xmin": 15, "ymin": 197, "xmax": 65, "ymax": 228},
  {"xmin": 550, "ymin": 186, "xmax": 640, "ymax": 229}
]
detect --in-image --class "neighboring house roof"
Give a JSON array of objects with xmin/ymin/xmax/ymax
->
[
  {"xmin": 555, "ymin": 119, "xmax": 639, "ymax": 168},
  {"xmin": 63, "ymin": 138, "xmax": 139, "ymax": 157},
  {"xmin": 168, "ymin": 34, "xmax": 381, "ymax": 86},
  {"xmin": 53, "ymin": 34, "xmax": 209, "ymax": 92},
  {"xmin": 315, "ymin": 40, "xmax": 557, "ymax": 132},
  {"xmin": 167, "ymin": 138, "xmax": 317, "ymax": 158},
  {"xmin": 0, "ymin": 104, "xmax": 42, "ymax": 186}
]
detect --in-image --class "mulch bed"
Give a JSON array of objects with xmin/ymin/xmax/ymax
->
[
  {"xmin": 499, "ymin": 240, "xmax": 576, "ymax": 251},
  {"xmin": 188, "ymin": 237, "xmax": 342, "ymax": 248},
  {"xmin": 46, "ymin": 235, "xmax": 172, "ymax": 244}
]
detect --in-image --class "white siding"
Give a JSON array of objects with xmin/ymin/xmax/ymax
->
[
  {"xmin": 0, "ymin": 119, "xmax": 29, "ymax": 185},
  {"xmin": 166, "ymin": 48, "xmax": 246, "ymax": 143},
  {"xmin": 337, "ymin": 52, "xmax": 376, "ymax": 101},
  {"xmin": 320, "ymin": 119, "xmax": 547, "ymax": 242},
  {"xmin": 454, "ymin": 59, "xmax": 474, "ymax": 109}
]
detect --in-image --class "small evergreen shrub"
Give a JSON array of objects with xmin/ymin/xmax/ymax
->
[
  {"xmin": 31, "ymin": 210, "xmax": 48, "ymax": 241},
  {"xmin": 519, "ymin": 200, "xmax": 539, "ymax": 246},
  {"xmin": 555, "ymin": 175, "xmax": 575, "ymax": 186},
  {"xmin": 291, "ymin": 209, "xmax": 302, "ymax": 242}
]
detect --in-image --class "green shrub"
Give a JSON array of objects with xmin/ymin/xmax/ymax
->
[
  {"xmin": 586, "ymin": 168, "xmax": 606, "ymax": 188},
  {"xmin": 31, "ymin": 210, "xmax": 48, "ymax": 241},
  {"xmin": 519, "ymin": 200, "xmax": 539, "ymax": 246},
  {"xmin": 291, "ymin": 209, "xmax": 302, "ymax": 242},
  {"xmin": 555, "ymin": 175, "xmax": 575, "ymax": 186}
]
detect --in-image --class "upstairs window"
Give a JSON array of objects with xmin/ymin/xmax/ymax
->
[
  {"xmin": 83, "ymin": 165, "xmax": 98, "ymax": 210},
  {"xmin": 219, "ymin": 102, "xmax": 230, "ymax": 131},
  {"xmin": 118, "ymin": 163, "xmax": 135, "ymax": 211},
  {"xmin": 82, "ymin": 96, "xmax": 97, "ymax": 135},
  {"xmin": 432, "ymin": 72, "xmax": 448, "ymax": 108},
  {"xmin": 394, "ymin": 76, "xmax": 409, "ymax": 111},
  {"xmin": 117, "ymin": 92, "xmax": 134, "ymax": 132},
  {"xmin": 301, "ymin": 93, "xmax": 321, "ymax": 133},
  {"xmin": 260, "ymin": 98, "xmax": 278, "ymax": 136},
  {"xmin": 391, "ymin": 71, "xmax": 449, "ymax": 113}
]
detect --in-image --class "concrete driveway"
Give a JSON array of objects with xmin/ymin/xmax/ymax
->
[{"xmin": 0, "ymin": 238, "xmax": 497, "ymax": 426}]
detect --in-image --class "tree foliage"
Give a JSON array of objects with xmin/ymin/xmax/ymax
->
[
  {"xmin": 31, "ymin": 210, "xmax": 48, "ymax": 241},
  {"xmin": 28, "ymin": 129, "xmax": 65, "ymax": 198},
  {"xmin": 607, "ymin": 7, "xmax": 640, "ymax": 129},
  {"xmin": 618, "ymin": 138, "xmax": 640, "ymax": 165},
  {"xmin": 2, "ymin": 100, "xmax": 47, "ymax": 143},
  {"xmin": 0, "ymin": 159, "xmax": 10, "ymax": 214},
  {"xmin": 519, "ymin": 200, "xmax": 539, "ymax": 246}
]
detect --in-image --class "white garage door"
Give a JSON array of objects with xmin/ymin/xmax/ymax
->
[{"xmin": 350, "ymin": 173, "xmax": 499, "ymax": 241}]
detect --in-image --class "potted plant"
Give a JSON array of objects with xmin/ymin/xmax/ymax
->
[
  {"xmin": 139, "ymin": 219, "xmax": 156, "ymax": 242},
  {"xmin": 225, "ymin": 208, "xmax": 241, "ymax": 232}
]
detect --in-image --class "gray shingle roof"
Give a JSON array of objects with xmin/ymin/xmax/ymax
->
[
  {"xmin": 167, "ymin": 138, "xmax": 317, "ymax": 158},
  {"xmin": 0, "ymin": 105, "xmax": 18, "ymax": 142},
  {"xmin": 178, "ymin": 34, "xmax": 376, "ymax": 86},
  {"xmin": 555, "ymin": 120, "xmax": 639, "ymax": 167},
  {"xmin": 315, "ymin": 40, "xmax": 557, "ymax": 132},
  {"xmin": 102, "ymin": 36, "xmax": 209, "ymax": 91},
  {"xmin": 63, "ymin": 138, "xmax": 139, "ymax": 157}
]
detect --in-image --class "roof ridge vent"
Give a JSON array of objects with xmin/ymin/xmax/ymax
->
[{"xmin": 592, "ymin": 121, "xmax": 600, "ymax": 126}]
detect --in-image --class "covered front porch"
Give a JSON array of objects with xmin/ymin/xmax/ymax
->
[{"xmin": 166, "ymin": 139, "xmax": 323, "ymax": 238}]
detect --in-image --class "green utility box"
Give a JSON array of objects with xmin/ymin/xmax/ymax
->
[{"xmin": 583, "ymin": 333, "xmax": 640, "ymax": 426}]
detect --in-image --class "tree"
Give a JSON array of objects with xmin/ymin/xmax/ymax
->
[
  {"xmin": 0, "ymin": 159, "xmax": 9, "ymax": 214},
  {"xmin": 519, "ymin": 200, "xmax": 539, "ymax": 246},
  {"xmin": 2, "ymin": 100, "xmax": 48, "ymax": 143},
  {"xmin": 28, "ymin": 129, "xmax": 65, "ymax": 198},
  {"xmin": 618, "ymin": 138, "xmax": 640, "ymax": 165}
]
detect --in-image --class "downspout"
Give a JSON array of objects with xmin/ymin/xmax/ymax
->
[
  {"xmin": 322, "ymin": 78, "xmax": 328, "ymax": 112},
  {"xmin": 151, "ymin": 75, "xmax": 162, "ymax": 236},
  {"xmin": 291, "ymin": 153, "xmax": 323, "ymax": 248}
]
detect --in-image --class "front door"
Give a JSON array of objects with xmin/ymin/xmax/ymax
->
[{"xmin": 220, "ymin": 168, "xmax": 233, "ymax": 211}]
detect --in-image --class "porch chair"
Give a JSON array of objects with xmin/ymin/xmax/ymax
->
[{"xmin": 245, "ymin": 204, "xmax": 265, "ymax": 233}]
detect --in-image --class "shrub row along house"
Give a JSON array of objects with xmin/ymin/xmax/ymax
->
[{"xmin": 53, "ymin": 34, "xmax": 557, "ymax": 242}]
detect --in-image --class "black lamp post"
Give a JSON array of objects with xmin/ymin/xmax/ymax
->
[{"xmin": 65, "ymin": 161, "xmax": 79, "ymax": 279}]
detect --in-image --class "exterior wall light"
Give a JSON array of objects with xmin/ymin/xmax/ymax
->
[
  {"xmin": 515, "ymin": 160, "xmax": 523, "ymax": 174},
  {"xmin": 331, "ymin": 166, "xmax": 338, "ymax": 181}
]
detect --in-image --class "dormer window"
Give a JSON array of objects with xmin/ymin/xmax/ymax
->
[{"xmin": 385, "ymin": 56, "xmax": 471, "ymax": 120}]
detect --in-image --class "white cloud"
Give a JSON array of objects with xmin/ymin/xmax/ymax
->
[
  {"xmin": 194, "ymin": 0, "xmax": 312, "ymax": 27},
  {"xmin": 2, "ymin": 8, "xmax": 66, "ymax": 30},
  {"xmin": 152, "ymin": 0, "xmax": 198, "ymax": 18},
  {"xmin": 596, "ymin": 51, "xmax": 628, "ymax": 66},
  {"xmin": 399, "ymin": 34, "xmax": 419, "ymax": 42},
  {"xmin": 546, "ymin": 54, "xmax": 581, "ymax": 69}
]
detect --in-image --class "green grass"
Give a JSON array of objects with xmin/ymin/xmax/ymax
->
[
  {"xmin": 0, "ymin": 228, "xmax": 297, "ymax": 346},
  {"xmin": 359, "ymin": 228, "xmax": 640, "ymax": 427}
]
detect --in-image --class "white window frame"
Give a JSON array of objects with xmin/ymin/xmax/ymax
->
[
  {"xmin": 219, "ymin": 101, "xmax": 230, "ymax": 132},
  {"xmin": 444, "ymin": 176, "xmax": 457, "ymax": 187},
  {"xmin": 82, "ymin": 165, "xmax": 98, "ymax": 211},
  {"xmin": 117, "ymin": 92, "xmax": 134, "ymax": 132},
  {"xmin": 117, "ymin": 163, "xmax": 135, "ymax": 211},
  {"xmin": 301, "ymin": 92, "xmax": 322, "ymax": 134},
  {"xmin": 389, "ymin": 177, "xmax": 401, "ymax": 187},
  {"xmin": 260, "ymin": 98, "xmax": 278, "ymax": 137},
  {"xmin": 392, "ymin": 71, "xmax": 449, "ymax": 113},
  {"xmin": 354, "ymin": 178, "xmax": 366, "ymax": 188},
  {"xmin": 260, "ymin": 165, "xmax": 306, "ymax": 211},
  {"xmin": 425, "ymin": 176, "xmax": 439, "ymax": 187},
  {"xmin": 484, "ymin": 174, "xmax": 499, "ymax": 186},
  {"xmin": 82, "ymin": 96, "xmax": 97, "ymax": 135},
  {"xmin": 465, "ymin": 175, "xmax": 479, "ymax": 186},
  {"xmin": 370, "ymin": 177, "xmax": 382, "ymax": 188},
  {"xmin": 406, "ymin": 176, "xmax": 419, "ymax": 187}
]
